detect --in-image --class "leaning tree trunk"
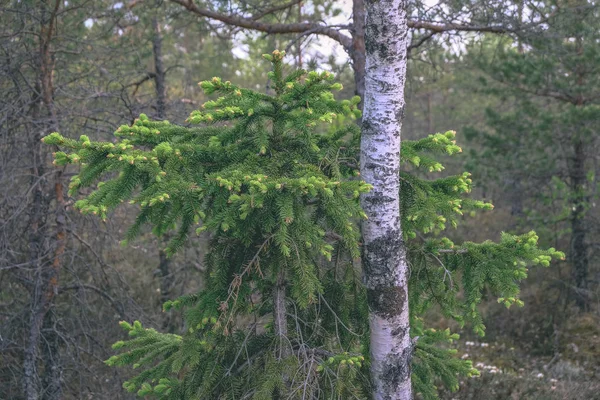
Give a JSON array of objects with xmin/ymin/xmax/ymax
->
[{"xmin": 360, "ymin": 1, "xmax": 412, "ymax": 399}]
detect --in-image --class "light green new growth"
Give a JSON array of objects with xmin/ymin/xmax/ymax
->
[{"xmin": 44, "ymin": 50, "xmax": 564, "ymax": 399}]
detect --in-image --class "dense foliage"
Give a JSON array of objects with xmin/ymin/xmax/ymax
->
[{"xmin": 43, "ymin": 51, "xmax": 564, "ymax": 399}]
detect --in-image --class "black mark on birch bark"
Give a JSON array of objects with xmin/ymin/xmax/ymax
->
[
  {"xmin": 367, "ymin": 286, "xmax": 406, "ymax": 319},
  {"xmin": 381, "ymin": 346, "xmax": 412, "ymax": 393}
]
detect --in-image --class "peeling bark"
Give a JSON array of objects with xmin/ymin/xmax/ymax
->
[{"xmin": 361, "ymin": 1, "xmax": 412, "ymax": 399}]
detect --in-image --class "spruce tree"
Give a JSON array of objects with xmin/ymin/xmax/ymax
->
[{"xmin": 43, "ymin": 50, "xmax": 564, "ymax": 399}]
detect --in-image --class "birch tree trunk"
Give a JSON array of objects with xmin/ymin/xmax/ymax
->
[{"xmin": 360, "ymin": 1, "xmax": 412, "ymax": 399}]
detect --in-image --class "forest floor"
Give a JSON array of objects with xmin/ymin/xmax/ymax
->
[{"xmin": 438, "ymin": 312, "xmax": 600, "ymax": 400}]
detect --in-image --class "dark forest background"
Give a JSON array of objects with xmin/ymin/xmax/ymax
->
[{"xmin": 1, "ymin": 0, "xmax": 598, "ymax": 398}]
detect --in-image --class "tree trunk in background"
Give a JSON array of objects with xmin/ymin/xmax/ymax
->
[
  {"xmin": 152, "ymin": 16, "xmax": 167, "ymax": 119},
  {"xmin": 361, "ymin": 1, "xmax": 412, "ymax": 399},
  {"xmin": 570, "ymin": 30, "xmax": 590, "ymax": 311},
  {"xmin": 152, "ymin": 15, "xmax": 175, "ymax": 327},
  {"xmin": 23, "ymin": 76, "xmax": 48, "ymax": 400},
  {"xmin": 508, "ymin": 178, "xmax": 524, "ymax": 218},
  {"xmin": 351, "ymin": 0, "xmax": 366, "ymax": 108},
  {"xmin": 570, "ymin": 140, "xmax": 589, "ymax": 311},
  {"xmin": 23, "ymin": 1, "xmax": 66, "ymax": 399},
  {"xmin": 297, "ymin": 2, "xmax": 303, "ymax": 67},
  {"xmin": 43, "ymin": 25, "xmax": 66, "ymax": 400},
  {"xmin": 41, "ymin": 311, "xmax": 61, "ymax": 400}
]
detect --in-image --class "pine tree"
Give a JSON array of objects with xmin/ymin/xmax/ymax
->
[{"xmin": 43, "ymin": 50, "xmax": 564, "ymax": 399}]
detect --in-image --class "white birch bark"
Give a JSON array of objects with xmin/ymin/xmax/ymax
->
[{"xmin": 360, "ymin": 1, "xmax": 412, "ymax": 399}]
